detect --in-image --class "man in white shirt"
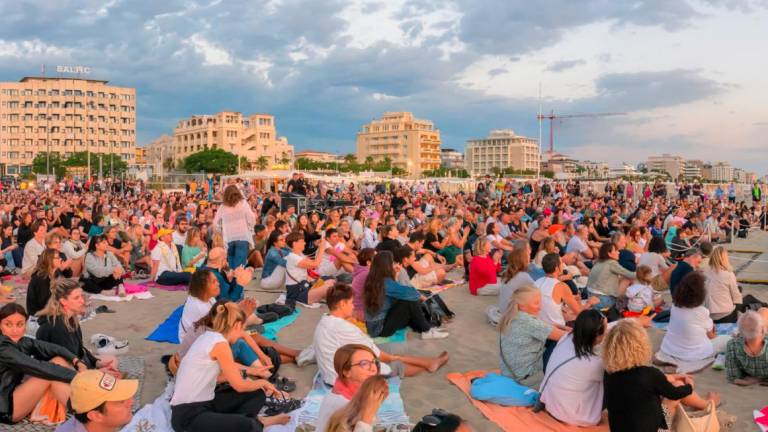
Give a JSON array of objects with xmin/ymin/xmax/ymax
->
[
  {"xmin": 172, "ymin": 217, "xmax": 189, "ymax": 253},
  {"xmin": 312, "ymin": 283, "xmax": 449, "ymax": 386},
  {"xmin": 566, "ymin": 226, "xmax": 594, "ymax": 261},
  {"xmin": 21, "ymin": 219, "xmax": 48, "ymax": 277},
  {"xmin": 151, "ymin": 228, "xmax": 191, "ymax": 286}
]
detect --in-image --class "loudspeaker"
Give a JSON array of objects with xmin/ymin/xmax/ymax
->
[{"xmin": 280, "ymin": 194, "xmax": 307, "ymax": 213}]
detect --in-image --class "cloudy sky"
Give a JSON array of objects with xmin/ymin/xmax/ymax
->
[{"xmin": 2, "ymin": 0, "xmax": 767, "ymax": 173}]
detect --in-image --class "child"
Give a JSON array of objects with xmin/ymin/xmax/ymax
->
[{"xmin": 625, "ymin": 265, "xmax": 663, "ymax": 313}]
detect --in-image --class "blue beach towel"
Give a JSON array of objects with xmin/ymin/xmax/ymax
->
[
  {"xmin": 653, "ymin": 321, "xmax": 738, "ymax": 336},
  {"xmin": 146, "ymin": 306, "xmax": 302, "ymax": 344},
  {"xmin": 374, "ymin": 327, "xmax": 408, "ymax": 344}
]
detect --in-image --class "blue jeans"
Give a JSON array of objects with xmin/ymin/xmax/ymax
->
[
  {"xmin": 231, "ymin": 339, "xmax": 258, "ymax": 366},
  {"xmin": 589, "ymin": 292, "xmax": 616, "ymax": 310},
  {"xmin": 3, "ymin": 252, "xmax": 15, "ymax": 271},
  {"xmin": 227, "ymin": 241, "xmax": 250, "ymax": 270},
  {"xmin": 156, "ymin": 271, "xmax": 191, "ymax": 286}
]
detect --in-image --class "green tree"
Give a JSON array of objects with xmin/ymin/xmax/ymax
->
[
  {"xmin": 182, "ymin": 148, "xmax": 238, "ymax": 174},
  {"xmin": 62, "ymin": 152, "xmax": 128, "ymax": 176},
  {"xmin": 32, "ymin": 152, "xmax": 66, "ymax": 177},
  {"xmin": 163, "ymin": 157, "xmax": 175, "ymax": 170},
  {"xmin": 255, "ymin": 156, "xmax": 269, "ymax": 171},
  {"xmin": 344, "ymin": 153, "xmax": 357, "ymax": 165},
  {"xmin": 364, "ymin": 156, "xmax": 374, "ymax": 169},
  {"xmin": 279, "ymin": 155, "xmax": 291, "ymax": 167}
]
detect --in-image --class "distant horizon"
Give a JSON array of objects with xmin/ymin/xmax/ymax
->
[{"xmin": 1, "ymin": 1, "xmax": 766, "ymax": 175}]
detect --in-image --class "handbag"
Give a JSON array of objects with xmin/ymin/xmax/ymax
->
[{"xmin": 672, "ymin": 400, "xmax": 719, "ymax": 432}]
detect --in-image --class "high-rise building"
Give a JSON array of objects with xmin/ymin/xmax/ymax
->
[
  {"xmin": 711, "ymin": 162, "xmax": 734, "ymax": 182},
  {"xmin": 0, "ymin": 75, "xmax": 136, "ymax": 175},
  {"xmin": 356, "ymin": 112, "xmax": 441, "ymax": 175},
  {"xmin": 683, "ymin": 160, "xmax": 703, "ymax": 179},
  {"xmin": 440, "ymin": 148, "xmax": 464, "ymax": 169},
  {"xmin": 173, "ymin": 111, "xmax": 293, "ymax": 169},
  {"xmin": 646, "ymin": 154, "xmax": 685, "ymax": 179},
  {"xmin": 465, "ymin": 129, "xmax": 539, "ymax": 177}
]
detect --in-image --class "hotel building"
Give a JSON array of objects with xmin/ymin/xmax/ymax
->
[
  {"xmin": 0, "ymin": 75, "xmax": 136, "ymax": 175},
  {"xmin": 356, "ymin": 112, "xmax": 441, "ymax": 175},
  {"xmin": 172, "ymin": 111, "xmax": 293, "ymax": 169},
  {"xmin": 647, "ymin": 154, "xmax": 685, "ymax": 180},
  {"xmin": 465, "ymin": 129, "xmax": 540, "ymax": 177}
]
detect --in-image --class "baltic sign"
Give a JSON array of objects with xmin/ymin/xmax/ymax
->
[{"xmin": 56, "ymin": 65, "xmax": 91, "ymax": 74}]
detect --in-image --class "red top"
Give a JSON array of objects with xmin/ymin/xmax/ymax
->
[{"xmin": 468, "ymin": 255, "xmax": 500, "ymax": 295}]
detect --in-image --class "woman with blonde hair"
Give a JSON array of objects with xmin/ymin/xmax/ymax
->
[
  {"xmin": 498, "ymin": 285, "xmax": 567, "ymax": 387},
  {"xmin": 468, "ymin": 236, "xmax": 502, "ymax": 296},
  {"xmin": 213, "ymin": 184, "xmax": 256, "ymax": 270},
  {"xmin": 603, "ymin": 319, "xmax": 719, "ymax": 432},
  {"xmin": 181, "ymin": 226, "xmax": 208, "ymax": 270},
  {"xmin": 704, "ymin": 246, "xmax": 768, "ymax": 323},
  {"xmin": 171, "ymin": 302, "xmax": 290, "ymax": 432},
  {"xmin": 486, "ymin": 246, "xmax": 534, "ymax": 325},
  {"xmin": 326, "ymin": 375, "xmax": 389, "ymax": 432}
]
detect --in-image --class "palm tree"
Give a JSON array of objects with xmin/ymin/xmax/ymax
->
[
  {"xmin": 279, "ymin": 156, "xmax": 291, "ymax": 167},
  {"xmin": 344, "ymin": 153, "xmax": 357, "ymax": 165},
  {"xmin": 163, "ymin": 157, "xmax": 175, "ymax": 170},
  {"xmin": 364, "ymin": 156, "xmax": 374, "ymax": 169},
  {"xmin": 256, "ymin": 156, "xmax": 269, "ymax": 171}
]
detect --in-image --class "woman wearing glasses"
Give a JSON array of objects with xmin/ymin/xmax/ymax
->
[{"xmin": 316, "ymin": 344, "xmax": 382, "ymax": 432}]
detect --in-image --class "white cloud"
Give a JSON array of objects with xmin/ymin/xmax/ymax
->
[
  {"xmin": 187, "ymin": 33, "xmax": 232, "ymax": 66},
  {"xmin": 0, "ymin": 39, "xmax": 68, "ymax": 58}
]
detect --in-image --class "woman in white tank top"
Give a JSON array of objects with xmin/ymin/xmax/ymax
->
[{"xmin": 170, "ymin": 302, "xmax": 290, "ymax": 432}]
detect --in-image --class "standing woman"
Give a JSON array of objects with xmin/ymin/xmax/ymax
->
[
  {"xmin": 0, "ymin": 303, "xmax": 84, "ymax": 425},
  {"xmin": 170, "ymin": 302, "xmax": 289, "ymax": 432},
  {"xmin": 213, "ymin": 185, "xmax": 256, "ymax": 270},
  {"xmin": 26, "ymin": 249, "xmax": 64, "ymax": 317}
]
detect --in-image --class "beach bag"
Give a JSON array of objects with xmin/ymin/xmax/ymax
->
[
  {"xmin": 425, "ymin": 294, "xmax": 455, "ymax": 321},
  {"xmin": 672, "ymin": 400, "xmax": 719, "ymax": 432},
  {"xmin": 257, "ymin": 303, "xmax": 293, "ymax": 319},
  {"xmin": 421, "ymin": 302, "xmax": 442, "ymax": 328},
  {"xmin": 470, "ymin": 372, "xmax": 539, "ymax": 407}
]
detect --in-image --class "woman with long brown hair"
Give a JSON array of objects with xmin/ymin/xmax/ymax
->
[
  {"xmin": 26, "ymin": 249, "xmax": 64, "ymax": 316},
  {"xmin": 363, "ymin": 251, "xmax": 442, "ymax": 340},
  {"xmin": 213, "ymin": 184, "xmax": 256, "ymax": 270}
]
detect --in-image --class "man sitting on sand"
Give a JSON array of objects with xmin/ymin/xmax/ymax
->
[
  {"xmin": 56, "ymin": 370, "xmax": 138, "ymax": 432},
  {"xmin": 151, "ymin": 228, "xmax": 192, "ymax": 286},
  {"xmin": 311, "ymin": 283, "xmax": 449, "ymax": 386},
  {"xmin": 725, "ymin": 310, "xmax": 768, "ymax": 386}
]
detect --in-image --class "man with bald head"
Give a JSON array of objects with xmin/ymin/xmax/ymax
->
[{"xmin": 202, "ymin": 247, "xmax": 253, "ymax": 302}]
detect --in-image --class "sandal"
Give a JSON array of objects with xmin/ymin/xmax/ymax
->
[
  {"xmin": 263, "ymin": 395, "xmax": 302, "ymax": 416},
  {"xmin": 273, "ymin": 376, "xmax": 296, "ymax": 393}
]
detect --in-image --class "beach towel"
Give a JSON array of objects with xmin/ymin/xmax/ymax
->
[
  {"xmin": 266, "ymin": 373, "xmax": 410, "ymax": 432},
  {"xmin": 140, "ymin": 280, "xmax": 187, "ymax": 292},
  {"xmin": 147, "ymin": 305, "xmax": 302, "ymax": 344},
  {"xmin": 755, "ymin": 406, "xmax": 768, "ymax": 432},
  {"xmin": 120, "ymin": 380, "xmax": 174, "ymax": 432},
  {"xmin": 146, "ymin": 305, "xmax": 184, "ymax": 343},
  {"xmin": 652, "ymin": 322, "xmax": 738, "ymax": 336},
  {"xmin": 124, "ymin": 282, "xmax": 149, "ymax": 294},
  {"xmin": 28, "ymin": 388, "xmax": 66, "ymax": 425},
  {"xmin": 89, "ymin": 291, "xmax": 154, "ymax": 302},
  {"xmin": 447, "ymin": 370, "xmax": 609, "ymax": 432},
  {"xmin": 374, "ymin": 327, "xmax": 408, "ymax": 344},
  {"xmin": 260, "ymin": 309, "xmax": 301, "ymax": 341}
]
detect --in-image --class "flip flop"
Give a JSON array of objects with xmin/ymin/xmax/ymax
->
[{"xmin": 95, "ymin": 305, "xmax": 116, "ymax": 314}]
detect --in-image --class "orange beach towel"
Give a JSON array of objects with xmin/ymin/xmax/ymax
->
[
  {"xmin": 447, "ymin": 370, "xmax": 609, "ymax": 432},
  {"xmin": 29, "ymin": 388, "xmax": 67, "ymax": 425}
]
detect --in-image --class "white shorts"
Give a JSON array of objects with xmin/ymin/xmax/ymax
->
[
  {"xmin": 318, "ymin": 262, "xmax": 344, "ymax": 278},
  {"xmin": 259, "ymin": 266, "xmax": 285, "ymax": 291},
  {"xmin": 411, "ymin": 271, "xmax": 438, "ymax": 289}
]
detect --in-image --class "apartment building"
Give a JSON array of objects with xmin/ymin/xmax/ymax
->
[
  {"xmin": 711, "ymin": 162, "xmax": 734, "ymax": 182},
  {"xmin": 173, "ymin": 111, "xmax": 293, "ymax": 168},
  {"xmin": 0, "ymin": 75, "xmax": 136, "ymax": 175},
  {"xmin": 440, "ymin": 148, "xmax": 464, "ymax": 169},
  {"xmin": 465, "ymin": 129, "xmax": 539, "ymax": 177},
  {"xmin": 647, "ymin": 154, "xmax": 685, "ymax": 179},
  {"xmin": 356, "ymin": 112, "xmax": 441, "ymax": 175},
  {"xmin": 145, "ymin": 134, "xmax": 174, "ymax": 175}
]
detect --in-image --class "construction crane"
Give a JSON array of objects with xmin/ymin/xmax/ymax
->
[{"xmin": 536, "ymin": 110, "xmax": 626, "ymax": 155}]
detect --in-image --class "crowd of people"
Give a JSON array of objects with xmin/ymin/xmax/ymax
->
[{"xmin": 0, "ymin": 174, "xmax": 766, "ymax": 431}]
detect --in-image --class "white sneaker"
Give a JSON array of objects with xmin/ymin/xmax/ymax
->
[
  {"xmin": 712, "ymin": 353, "xmax": 725, "ymax": 371},
  {"xmin": 421, "ymin": 328, "xmax": 449, "ymax": 340}
]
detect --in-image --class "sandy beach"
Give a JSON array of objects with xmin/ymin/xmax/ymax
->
[{"xmin": 15, "ymin": 231, "xmax": 768, "ymax": 431}]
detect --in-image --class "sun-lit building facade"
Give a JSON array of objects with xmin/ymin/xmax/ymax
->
[{"xmin": 356, "ymin": 112, "xmax": 441, "ymax": 175}]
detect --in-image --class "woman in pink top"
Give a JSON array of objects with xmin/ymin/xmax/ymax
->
[
  {"xmin": 213, "ymin": 185, "xmax": 256, "ymax": 269},
  {"xmin": 468, "ymin": 237, "xmax": 502, "ymax": 296}
]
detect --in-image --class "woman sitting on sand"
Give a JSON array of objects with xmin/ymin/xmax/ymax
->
[
  {"xmin": 325, "ymin": 375, "xmax": 389, "ymax": 432},
  {"xmin": 315, "ymin": 344, "xmax": 382, "ymax": 431},
  {"xmin": 259, "ymin": 231, "xmax": 289, "ymax": 292},
  {"xmin": 603, "ymin": 319, "xmax": 720, "ymax": 432},
  {"xmin": 0, "ymin": 303, "xmax": 84, "ymax": 425},
  {"xmin": 704, "ymin": 246, "xmax": 768, "ymax": 323},
  {"xmin": 498, "ymin": 285, "xmax": 568, "ymax": 387},
  {"xmin": 26, "ymin": 249, "xmax": 65, "ymax": 317},
  {"xmin": 170, "ymin": 302, "xmax": 290, "ymax": 432},
  {"xmin": 36, "ymin": 278, "xmax": 122, "ymax": 377},
  {"xmin": 659, "ymin": 272, "xmax": 731, "ymax": 370},
  {"xmin": 82, "ymin": 234, "xmax": 126, "ymax": 296}
]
